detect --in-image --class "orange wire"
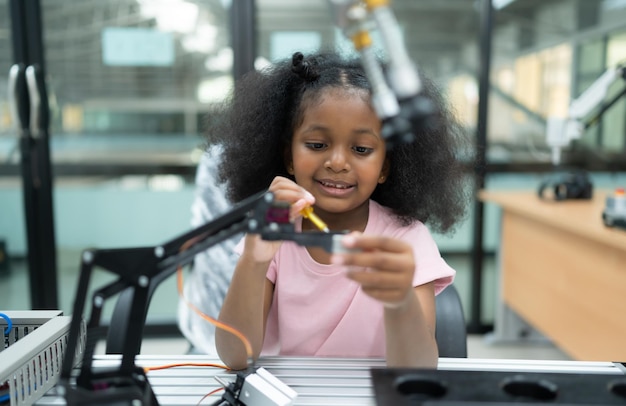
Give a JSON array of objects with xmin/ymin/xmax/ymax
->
[
  {"xmin": 197, "ymin": 387, "xmax": 225, "ymax": 405},
  {"xmin": 177, "ymin": 236, "xmax": 254, "ymax": 360},
  {"xmin": 143, "ymin": 362, "xmax": 228, "ymax": 405},
  {"xmin": 143, "ymin": 362, "xmax": 229, "ymax": 373}
]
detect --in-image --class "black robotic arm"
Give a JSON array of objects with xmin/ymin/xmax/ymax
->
[{"xmin": 59, "ymin": 190, "xmax": 346, "ymax": 405}]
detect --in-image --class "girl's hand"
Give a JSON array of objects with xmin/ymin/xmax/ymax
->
[
  {"xmin": 268, "ymin": 176, "xmax": 316, "ymax": 222},
  {"xmin": 242, "ymin": 176, "xmax": 315, "ymax": 263},
  {"xmin": 331, "ymin": 232, "xmax": 415, "ymax": 309}
]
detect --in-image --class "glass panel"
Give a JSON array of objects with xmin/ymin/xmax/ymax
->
[
  {"xmin": 270, "ymin": 31, "xmax": 322, "ymax": 61},
  {"xmin": 256, "ymin": 0, "xmax": 480, "ymax": 128},
  {"xmin": 0, "ymin": 0, "xmax": 14, "ymax": 141},
  {"xmin": 575, "ymin": 38, "xmax": 604, "ymax": 150},
  {"xmin": 486, "ymin": 40, "xmax": 573, "ymax": 163},
  {"xmin": 579, "ymin": 39, "xmax": 605, "ymax": 76},
  {"xmin": 607, "ymin": 30, "xmax": 626, "ymax": 67},
  {"xmin": 0, "ymin": 0, "xmax": 233, "ymax": 328},
  {"xmin": 575, "ymin": 31, "xmax": 626, "ymax": 154},
  {"xmin": 541, "ymin": 45, "xmax": 572, "ymax": 119},
  {"xmin": 489, "ymin": 0, "xmax": 626, "ymax": 166},
  {"xmin": 603, "ymin": 30, "xmax": 626, "ymax": 151},
  {"xmin": 43, "ymin": 0, "xmax": 231, "ymax": 163},
  {"xmin": 0, "ymin": 0, "xmax": 31, "ymax": 308}
]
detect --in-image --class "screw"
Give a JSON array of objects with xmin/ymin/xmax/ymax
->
[
  {"xmin": 94, "ymin": 295, "xmax": 104, "ymax": 308},
  {"xmin": 248, "ymin": 219, "xmax": 258, "ymax": 230},
  {"xmin": 138, "ymin": 275, "xmax": 149, "ymax": 287},
  {"xmin": 82, "ymin": 251, "xmax": 93, "ymax": 264}
]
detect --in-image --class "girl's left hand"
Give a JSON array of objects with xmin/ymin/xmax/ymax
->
[{"xmin": 331, "ymin": 232, "xmax": 415, "ymax": 308}]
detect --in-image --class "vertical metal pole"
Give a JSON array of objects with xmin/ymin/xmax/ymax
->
[
  {"xmin": 468, "ymin": 0, "xmax": 493, "ymax": 334},
  {"xmin": 231, "ymin": 0, "xmax": 257, "ymax": 81},
  {"xmin": 8, "ymin": 0, "xmax": 59, "ymax": 309}
]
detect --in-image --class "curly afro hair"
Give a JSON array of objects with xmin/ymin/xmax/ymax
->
[{"xmin": 206, "ymin": 51, "xmax": 471, "ymax": 234}]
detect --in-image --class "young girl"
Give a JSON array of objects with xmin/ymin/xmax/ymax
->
[{"xmin": 209, "ymin": 51, "xmax": 469, "ymax": 370}]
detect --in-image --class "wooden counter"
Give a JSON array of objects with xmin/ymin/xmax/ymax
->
[{"xmin": 479, "ymin": 190, "xmax": 626, "ymax": 361}]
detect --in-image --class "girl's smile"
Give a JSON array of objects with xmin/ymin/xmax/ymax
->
[{"xmin": 315, "ymin": 178, "xmax": 355, "ymax": 197}]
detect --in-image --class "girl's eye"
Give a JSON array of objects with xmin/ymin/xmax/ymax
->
[
  {"xmin": 305, "ymin": 142, "xmax": 326, "ymax": 150},
  {"xmin": 353, "ymin": 146, "xmax": 373, "ymax": 155}
]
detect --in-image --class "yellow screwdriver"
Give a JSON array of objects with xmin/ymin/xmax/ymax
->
[{"xmin": 300, "ymin": 206, "xmax": 329, "ymax": 233}]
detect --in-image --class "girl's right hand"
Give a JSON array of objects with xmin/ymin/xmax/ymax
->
[
  {"xmin": 242, "ymin": 176, "xmax": 315, "ymax": 264},
  {"xmin": 268, "ymin": 176, "xmax": 316, "ymax": 221}
]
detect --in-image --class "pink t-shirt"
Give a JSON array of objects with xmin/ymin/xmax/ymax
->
[{"xmin": 238, "ymin": 199, "xmax": 455, "ymax": 358}]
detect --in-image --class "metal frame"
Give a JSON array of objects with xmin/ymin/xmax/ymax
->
[{"xmin": 8, "ymin": 0, "xmax": 58, "ymax": 310}]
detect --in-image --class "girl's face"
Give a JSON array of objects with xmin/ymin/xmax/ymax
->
[{"xmin": 288, "ymin": 87, "xmax": 388, "ymax": 222}]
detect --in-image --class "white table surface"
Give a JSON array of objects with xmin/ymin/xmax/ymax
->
[{"xmin": 37, "ymin": 356, "xmax": 626, "ymax": 405}]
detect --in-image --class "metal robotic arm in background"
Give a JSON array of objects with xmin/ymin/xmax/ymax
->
[
  {"xmin": 546, "ymin": 64, "xmax": 626, "ymax": 166},
  {"xmin": 327, "ymin": 0, "xmax": 436, "ymax": 147}
]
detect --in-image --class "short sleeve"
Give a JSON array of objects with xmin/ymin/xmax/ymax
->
[{"xmin": 408, "ymin": 223, "xmax": 455, "ymax": 295}]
